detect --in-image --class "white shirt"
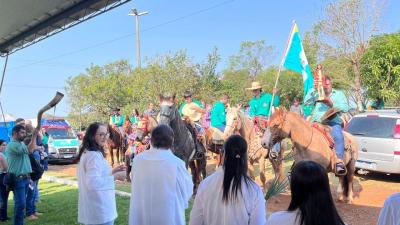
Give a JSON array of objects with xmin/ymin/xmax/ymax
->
[
  {"xmin": 129, "ymin": 148, "xmax": 193, "ymax": 225},
  {"xmin": 266, "ymin": 210, "xmax": 300, "ymax": 225},
  {"xmin": 377, "ymin": 192, "xmax": 400, "ymax": 225},
  {"xmin": 77, "ymin": 150, "xmax": 117, "ymax": 224},
  {"xmin": 189, "ymin": 168, "xmax": 266, "ymax": 225}
]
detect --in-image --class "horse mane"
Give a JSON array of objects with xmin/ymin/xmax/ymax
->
[{"xmin": 108, "ymin": 124, "xmax": 121, "ymax": 145}]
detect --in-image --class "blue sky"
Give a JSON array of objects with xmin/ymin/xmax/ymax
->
[{"xmin": 1, "ymin": 0, "xmax": 399, "ymax": 119}]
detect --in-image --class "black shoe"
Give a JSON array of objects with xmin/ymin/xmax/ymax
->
[
  {"xmin": 335, "ymin": 163, "xmax": 347, "ymax": 176},
  {"xmin": 0, "ymin": 217, "xmax": 10, "ymax": 222}
]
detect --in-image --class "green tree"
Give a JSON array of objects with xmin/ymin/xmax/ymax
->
[
  {"xmin": 319, "ymin": 0, "xmax": 385, "ymax": 111},
  {"xmin": 228, "ymin": 40, "xmax": 275, "ymax": 77},
  {"xmin": 361, "ymin": 32, "xmax": 400, "ymax": 105}
]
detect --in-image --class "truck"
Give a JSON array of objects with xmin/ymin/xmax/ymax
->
[{"xmin": 42, "ymin": 118, "xmax": 79, "ymax": 163}]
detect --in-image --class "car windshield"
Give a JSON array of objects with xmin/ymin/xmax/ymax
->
[
  {"xmin": 47, "ymin": 128, "xmax": 76, "ymax": 139},
  {"xmin": 346, "ymin": 117, "xmax": 397, "ymax": 138}
]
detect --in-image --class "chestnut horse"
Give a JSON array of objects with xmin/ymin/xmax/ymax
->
[
  {"xmin": 224, "ymin": 106, "xmax": 285, "ymax": 191},
  {"xmin": 262, "ymin": 108, "xmax": 358, "ymax": 203}
]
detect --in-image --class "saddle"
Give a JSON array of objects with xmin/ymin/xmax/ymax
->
[
  {"xmin": 183, "ymin": 119, "xmax": 206, "ymax": 158},
  {"xmin": 208, "ymin": 127, "xmax": 225, "ymax": 145},
  {"xmin": 253, "ymin": 116, "xmax": 269, "ymax": 134}
]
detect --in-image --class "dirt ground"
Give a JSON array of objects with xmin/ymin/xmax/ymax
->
[{"xmin": 48, "ymin": 158, "xmax": 400, "ymax": 225}]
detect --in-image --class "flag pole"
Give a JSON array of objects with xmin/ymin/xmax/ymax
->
[{"xmin": 268, "ymin": 20, "xmax": 297, "ymax": 116}]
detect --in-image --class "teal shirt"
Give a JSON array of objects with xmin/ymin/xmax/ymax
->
[
  {"xmin": 5, "ymin": 139, "xmax": 32, "ymax": 176},
  {"xmin": 130, "ymin": 116, "xmax": 138, "ymax": 124},
  {"xmin": 110, "ymin": 115, "xmax": 124, "ymax": 127},
  {"xmin": 210, "ymin": 101, "xmax": 226, "ymax": 127},
  {"xmin": 249, "ymin": 93, "xmax": 280, "ymax": 117},
  {"xmin": 179, "ymin": 99, "xmax": 203, "ymax": 116},
  {"xmin": 304, "ymin": 88, "xmax": 349, "ymax": 123}
]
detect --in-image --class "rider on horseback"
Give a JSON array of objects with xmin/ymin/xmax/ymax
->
[
  {"xmin": 179, "ymin": 90, "xmax": 206, "ymax": 135},
  {"xmin": 246, "ymin": 81, "xmax": 281, "ymax": 157},
  {"xmin": 110, "ymin": 108, "xmax": 124, "ymax": 133},
  {"xmin": 247, "ymin": 81, "xmax": 280, "ymax": 123},
  {"xmin": 304, "ymin": 76, "xmax": 349, "ymax": 175},
  {"xmin": 210, "ymin": 95, "xmax": 229, "ymax": 133}
]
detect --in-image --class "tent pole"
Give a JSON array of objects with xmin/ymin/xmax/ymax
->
[{"xmin": 0, "ymin": 53, "xmax": 10, "ymax": 140}]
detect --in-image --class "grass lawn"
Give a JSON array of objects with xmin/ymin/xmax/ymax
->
[{"xmin": 5, "ymin": 180, "xmax": 194, "ymax": 225}]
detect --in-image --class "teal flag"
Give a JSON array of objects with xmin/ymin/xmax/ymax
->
[{"xmin": 283, "ymin": 23, "xmax": 314, "ymax": 97}]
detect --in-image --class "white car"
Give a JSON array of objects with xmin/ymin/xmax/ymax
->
[{"xmin": 346, "ymin": 109, "xmax": 400, "ymax": 174}]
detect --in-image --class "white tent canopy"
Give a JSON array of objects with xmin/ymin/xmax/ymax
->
[{"xmin": 0, "ymin": 0, "xmax": 130, "ymax": 56}]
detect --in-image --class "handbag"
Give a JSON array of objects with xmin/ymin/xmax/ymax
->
[
  {"xmin": 29, "ymin": 154, "xmax": 44, "ymax": 181},
  {"xmin": 3, "ymin": 173, "xmax": 16, "ymax": 191}
]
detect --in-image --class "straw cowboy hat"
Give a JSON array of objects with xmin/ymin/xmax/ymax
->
[
  {"xmin": 246, "ymin": 81, "xmax": 263, "ymax": 90},
  {"xmin": 182, "ymin": 102, "xmax": 202, "ymax": 122}
]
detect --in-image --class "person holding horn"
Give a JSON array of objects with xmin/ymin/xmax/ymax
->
[{"xmin": 304, "ymin": 65, "xmax": 349, "ymax": 176}]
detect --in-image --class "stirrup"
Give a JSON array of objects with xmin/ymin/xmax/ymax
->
[{"xmin": 335, "ymin": 163, "xmax": 347, "ymax": 176}]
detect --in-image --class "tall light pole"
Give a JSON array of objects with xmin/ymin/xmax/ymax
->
[{"xmin": 129, "ymin": 8, "xmax": 148, "ymax": 69}]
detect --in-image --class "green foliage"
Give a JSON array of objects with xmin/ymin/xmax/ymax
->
[
  {"xmin": 361, "ymin": 32, "xmax": 400, "ymax": 105},
  {"xmin": 228, "ymin": 40, "xmax": 275, "ymax": 77}
]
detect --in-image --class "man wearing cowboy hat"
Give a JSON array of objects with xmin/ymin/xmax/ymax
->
[
  {"xmin": 179, "ymin": 90, "xmax": 204, "ymax": 117},
  {"xmin": 304, "ymin": 75, "xmax": 349, "ymax": 176},
  {"xmin": 110, "ymin": 108, "xmax": 124, "ymax": 133},
  {"xmin": 247, "ymin": 81, "xmax": 280, "ymax": 118}
]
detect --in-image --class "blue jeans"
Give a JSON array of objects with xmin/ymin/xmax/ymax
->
[
  {"xmin": 13, "ymin": 177, "xmax": 29, "ymax": 225},
  {"xmin": 42, "ymin": 145, "xmax": 49, "ymax": 171},
  {"xmin": 215, "ymin": 125, "xmax": 225, "ymax": 133},
  {"xmin": 328, "ymin": 122, "xmax": 345, "ymax": 160},
  {"xmin": 0, "ymin": 173, "xmax": 9, "ymax": 220},
  {"xmin": 86, "ymin": 220, "xmax": 114, "ymax": 225},
  {"xmin": 26, "ymin": 180, "xmax": 37, "ymax": 216},
  {"xmin": 194, "ymin": 122, "xmax": 205, "ymax": 135},
  {"xmin": 270, "ymin": 142, "xmax": 281, "ymax": 155}
]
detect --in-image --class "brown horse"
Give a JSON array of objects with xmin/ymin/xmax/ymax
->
[
  {"xmin": 261, "ymin": 108, "xmax": 358, "ymax": 203},
  {"xmin": 224, "ymin": 106, "xmax": 285, "ymax": 191},
  {"xmin": 204, "ymin": 127, "xmax": 224, "ymax": 168},
  {"xmin": 136, "ymin": 115, "xmax": 158, "ymax": 141},
  {"xmin": 107, "ymin": 124, "xmax": 124, "ymax": 166}
]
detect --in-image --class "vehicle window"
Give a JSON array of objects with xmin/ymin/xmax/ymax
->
[
  {"xmin": 346, "ymin": 117, "xmax": 397, "ymax": 138},
  {"xmin": 47, "ymin": 128, "xmax": 76, "ymax": 139}
]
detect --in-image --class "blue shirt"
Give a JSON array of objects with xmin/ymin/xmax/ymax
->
[{"xmin": 304, "ymin": 88, "xmax": 349, "ymax": 123}]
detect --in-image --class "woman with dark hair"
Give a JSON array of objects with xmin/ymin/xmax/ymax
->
[
  {"xmin": 0, "ymin": 139, "xmax": 9, "ymax": 222},
  {"xmin": 189, "ymin": 135, "xmax": 266, "ymax": 225},
  {"xmin": 76, "ymin": 122, "xmax": 125, "ymax": 225},
  {"xmin": 267, "ymin": 160, "xmax": 346, "ymax": 225}
]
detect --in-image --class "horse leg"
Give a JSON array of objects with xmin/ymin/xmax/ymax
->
[
  {"xmin": 248, "ymin": 159, "xmax": 256, "ymax": 179},
  {"xmin": 345, "ymin": 159, "xmax": 356, "ymax": 203},
  {"xmin": 259, "ymin": 154, "xmax": 266, "ymax": 192},
  {"xmin": 125, "ymin": 156, "xmax": 131, "ymax": 182},
  {"xmin": 201, "ymin": 157, "xmax": 207, "ymax": 179},
  {"xmin": 337, "ymin": 177, "xmax": 344, "ymax": 202},
  {"xmin": 189, "ymin": 161, "xmax": 198, "ymax": 195},
  {"xmin": 110, "ymin": 148, "xmax": 115, "ymax": 166}
]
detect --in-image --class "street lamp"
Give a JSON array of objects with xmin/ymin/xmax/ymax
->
[{"xmin": 128, "ymin": 8, "xmax": 149, "ymax": 69}]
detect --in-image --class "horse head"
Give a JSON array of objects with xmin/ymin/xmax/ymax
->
[
  {"xmin": 136, "ymin": 115, "xmax": 158, "ymax": 140},
  {"xmin": 159, "ymin": 93, "xmax": 178, "ymax": 125},
  {"xmin": 122, "ymin": 116, "xmax": 132, "ymax": 134},
  {"xmin": 224, "ymin": 106, "xmax": 241, "ymax": 139},
  {"xmin": 262, "ymin": 107, "xmax": 290, "ymax": 150}
]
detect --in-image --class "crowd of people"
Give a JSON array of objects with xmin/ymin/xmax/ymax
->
[{"xmin": 0, "ymin": 118, "xmax": 48, "ymax": 225}]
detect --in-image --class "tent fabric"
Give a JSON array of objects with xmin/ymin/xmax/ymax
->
[{"xmin": 0, "ymin": 0, "xmax": 131, "ymax": 55}]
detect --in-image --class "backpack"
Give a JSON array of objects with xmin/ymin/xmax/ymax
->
[{"xmin": 29, "ymin": 154, "xmax": 44, "ymax": 181}]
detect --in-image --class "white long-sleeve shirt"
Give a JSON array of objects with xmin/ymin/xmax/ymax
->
[
  {"xmin": 77, "ymin": 150, "xmax": 117, "ymax": 225},
  {"xmin": 189, "ymin": 168, "xmax": 266, "ymax": 225},
  {"xmin": 377, "ymin": 192, "xmax": 400, "ymax": 225},
  {"xmin": 129, "ymin": 148, "xmax": 193, "ymax": 225}
]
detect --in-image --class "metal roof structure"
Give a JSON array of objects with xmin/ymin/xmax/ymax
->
[{"xmin": 0, "ymin": 0, "xmax": 131, "ymax": 56}]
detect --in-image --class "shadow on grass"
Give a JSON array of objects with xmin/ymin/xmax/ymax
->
[{"xmin": 5, "ymin": 181, "xmax": 130, "ymax": 225}]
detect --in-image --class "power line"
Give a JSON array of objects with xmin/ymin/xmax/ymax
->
[
  {"xmin": 3, "ymin": 83, "xmax": 64, "ymax": 90},
  {"xmin": 8, "ymin": 0, "xmax": 235, "ymax": 71}
]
